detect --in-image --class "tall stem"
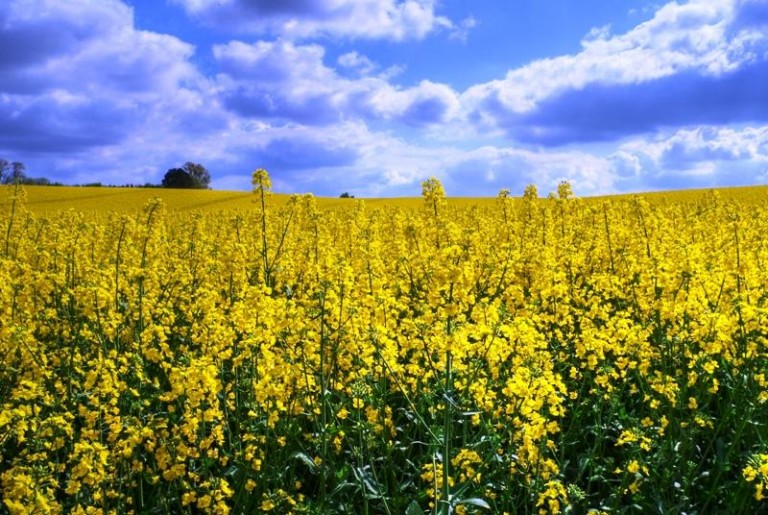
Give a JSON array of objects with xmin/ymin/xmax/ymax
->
[{"xmin": 260, "ymin": 187, "xmax": 270, "ymax": 287}]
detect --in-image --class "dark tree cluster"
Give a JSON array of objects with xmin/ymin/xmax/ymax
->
[{"xmin": 161, "ymin": 162, "xmax": 211, "ymax": 189}]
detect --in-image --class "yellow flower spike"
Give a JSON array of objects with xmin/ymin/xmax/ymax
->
[{"xmin": 251, "ymin": 168, "xmax": 272, "ymax": 192}]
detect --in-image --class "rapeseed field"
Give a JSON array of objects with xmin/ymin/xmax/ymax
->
[{"xmin": 2, "ymin": 174, "xmax": 768, "ymax": 513}]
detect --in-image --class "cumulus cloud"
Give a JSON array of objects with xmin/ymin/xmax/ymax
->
[
  {"xmin": 0, "ymin": 0, "xmax": 235, "ymax": 187},
  {"xmin": 622, "ymin": 125, "xmax": 768, "ymax": 167},
  {"xmin": 0, "ymin": 1, "xmax": 199, "ymax": 96},
  {"xmin": 464, "ymin": 0, "xmax": 768, "ymax": 145},
  {"xmin": 337, "ymin": 51, "xmax": 378, "ymax": 76},
  {"xmin": 0, "ymin": 95, "xmax": 133, "ymax": 152},
  {"xmin": 496, "ymin": 61, "xmax": 768, "ymax": 145},
  {"xmin": 3, "ymin": 0, "xmax": 767, "ymax": 197},
  {"xmin": 244, "ymin": 123, "xmax": 768, "ymax": 197},
  {"xmin": 607, "ymin": 125, "xmax": 768, "ymax": 191},
  {"xmin": 257, "ymin": 136, "xmax": 359, "ymax": 171},
  {"xmin": 0, "ymin": 0, "xmax": 214, "ymax": 156},
  {"xmin": 440, "ymin": 146, "xmax": 618, "ymax": 197},
  {"xmin": 171, "ymin": 0, "xmax": 455, "ymax": 41},
  {"xmin": 247, "ymin": 124, "xmax": 622, "ymax": 198},
  {"xmin": 370, "ymin": 80, "xmax": 460, "ymax": 125},
  {"xmin": 0, "ymin": 0, "xmax": 462, "ymax": 190},
  {"xmin": 213, "ymin": 40, "xmax": 460, "ymax": 126}
]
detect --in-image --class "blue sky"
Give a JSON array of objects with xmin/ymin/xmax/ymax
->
[{"xmin": 1, "ymin": 0, "xmax": 767, "ymax": 197}]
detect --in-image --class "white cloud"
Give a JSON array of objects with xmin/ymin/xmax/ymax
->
[
  {"xmin": 171, "ymin": 0, "xmax": 456, "ymax": 41},
  {"xmin": 213, "ymin": 40, "xmax": 460, "ymax": 126},
  {"xmin": 447, "ymin": 146, "xmax": 617, "ymax": 195},
  {"xmin": 198, "ymin": 119, "xmax": 621, "ymax": 198},
  {"xmin": 448, "ymin": 16, "xmax": 477, "ymax": 42},
  {"xmin": 3, "ymin": 0, "xmax": 767, "ymax": 197},
  {"xmin": 0, "ymin": 0, "xmax": 228, "ymax": 183},
  {"xmin": 408, "ymin": 124, "xmax": 768, "ymax": 199},
  {"xmin": 621, "ymin": 125, "xmax": 768, "ymax": 166},
  {"xmin": 337, "ymin": 51, "xmax": 378, "ymax": 75},
  {"xmin": 308, "ymin": 133, "xmax": 621, "ymax": 197},
  {"xmin": 604, "ymin": 125, "xmax": 768, "ymax": 191},
  {"xmin": 214, "ymin": 40, "xmax": 335, "ymax": 90},
  {"xmin": 463, "ymin": 0, "xmax": 768, "ymax": 127},
  {"xmin": 369, "ymin": 80, "xmax": 460, "ymax": 124},
  {"xmin": 0, "ymin": 0, "xmax": 200, "ymax": 97}
]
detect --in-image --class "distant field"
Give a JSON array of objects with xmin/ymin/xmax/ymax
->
[
  {"xmin": 5, "ymin": 185, "xmax": 499, "ymax": 213},
  {"xmin": 3, "ymin": 184, "xmax": 768, "ymax": 214}
]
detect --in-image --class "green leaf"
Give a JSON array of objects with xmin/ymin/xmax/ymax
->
[
  {"xmin": 405, "ymin": 500, "xmax": 423, "ymax": 515},
  {"xmin": 456, "ymin": 497, "xmax": 492, "ymax": 510},
  {"xmin": 292, "ymin": 452, "xmax": 319, "ymax": 474}
]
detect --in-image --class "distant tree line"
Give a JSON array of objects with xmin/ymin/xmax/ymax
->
[
  {"xmin": 0, "ymin": 159, "xmax": 65, "ymax": 186},
  {"xmin": 0, "ymin": 158, "xmax": 212, "ymax": 189}
]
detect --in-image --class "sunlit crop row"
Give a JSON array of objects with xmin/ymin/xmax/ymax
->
[{"xmin": 2, "ymin": 176, "xmax": 768, "ymax": 514}]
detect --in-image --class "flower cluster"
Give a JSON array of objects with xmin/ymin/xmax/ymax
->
[{"xmin": 1, "ymin": 179, "xmax": 768, "ymax": 513}]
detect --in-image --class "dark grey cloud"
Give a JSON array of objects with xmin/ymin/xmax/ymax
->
[
  {"xmin": 172, "ymin": 0, "xmax": 449, "ymax": 40},
  {"xmin": 255, "ymin": 136, "xmax": 359, "ymax": 171},
  {"xmin": 0, "ymin": 4, "xmax": 112, "ymax": 74},
  {"xmin": 0, "ymin": 23, "xmax": 77, "ymax": 72},
  {"xmin": 222, "ymin": 88, "xmax": 343, "ymax": 125},
  {"xmin": 215, "ymin": 134, "xmax": 366, "ymax": 195},
  {"xmin": 497, "ymin": 58, "xmax": 768, "ymax": 146},
  {"xmin": 0, "ymin": 5, "xmax": 110, "ymax": 93},
  {"xmin": 0, "ymin": 0, "xmax": 204, "ymax": 161},
  {"xmin": 0, "ymin": 97, "xmax": 133, "ymax": 153},
  {"xmin": 400, "ymin": 95, "xmax": 452, "ymax": 126},
  {"xmin": 218, "ymin": 0, "xmax": 332, "ymax": 17}
]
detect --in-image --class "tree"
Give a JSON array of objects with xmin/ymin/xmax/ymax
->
[
  {"xmin": 182, "ymin": 162, "xmax": 211, "ymax": 189},
  {"xmin": 161, "ymin": 163, "xmax": 211, "ymax": 189},
  {"xmin": 162, "ymin": 168, "xmax": 197, "ymax": 189},
  {"xmin": 11, "ymin": 162, "xmax": 26, "ymax": 183},
  {"xmin": 1, "ymin": 161, "xmax": 26, "ymax": 185},
  {"xmin": 0, "ymin": 159, "xmax": 8, "ymax": 183}
]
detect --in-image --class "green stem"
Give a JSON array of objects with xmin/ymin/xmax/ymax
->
[{"xmin": 441, "ymin": 350, "xmax": 453, "ymax": 515}]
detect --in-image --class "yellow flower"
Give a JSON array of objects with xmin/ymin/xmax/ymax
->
[{"xmin": 251, "ymin": 168, "xmax": 272, "ymax": 192}]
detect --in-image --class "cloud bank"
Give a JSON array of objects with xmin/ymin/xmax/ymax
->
[{"xmin": 0, "ymin": 0, "xmax": 766, "ymax": 196}]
